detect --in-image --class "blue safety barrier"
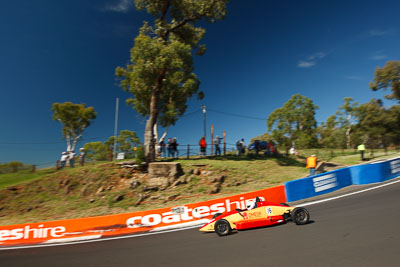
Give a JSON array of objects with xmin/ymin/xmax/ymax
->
[
  {"xmin": 350, "ymin": 162, "xmax": 384, "ymax": 184},
  {"xmin": 285, "ymin": 157, "xmax": 400, "ymax": 202},
  {"xmin": 384, "ymin": 158, "xmax": 400, "ymax": 180},
  {"xmin": 350, "ymin": 158, "xmax": 400, "ymax": 184},
  {"xmin": 285, "ymin": 167, "xmax": 352, "ymax": 202}
]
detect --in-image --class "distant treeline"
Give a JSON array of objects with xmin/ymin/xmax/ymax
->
[
  {"xmin": 0, "ymin": 161, "xmax": 32, "ymax": 174},
  {"xmin": 251, "ymin": 95, "xmax": 400, "ymax": 154}
]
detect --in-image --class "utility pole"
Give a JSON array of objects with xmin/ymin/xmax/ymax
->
[
  {"xmin": 113, "ymin": 98, "xmax": 119, "ymax": 160},
  {"xmin": 201, "ymin": 105, "xmax": 206, "ymax": 139},
  {"xmin": 211, "ymin": 124, "xmax": 214, "ymax": 155}
]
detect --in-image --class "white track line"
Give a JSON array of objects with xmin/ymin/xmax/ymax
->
[
  {"xmin": 43, "ymin": 235, "xmax": 102, "ymax": 244},
  {"xmin": 0, "ymin": 225, "xmax": 202, "ymax": 251},
  {"xmin": 1, "ymin": 177, "xmax": 399, "ymax": 251}
]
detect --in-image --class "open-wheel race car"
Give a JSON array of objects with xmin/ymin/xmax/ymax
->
[{"xmin": 199, "ymin": 197, "xmax": 310, "ymax": 236}]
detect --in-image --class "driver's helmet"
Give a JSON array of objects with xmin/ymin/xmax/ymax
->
[{"xmin": 246, "ymin": 200, "xmax": 256, "ymax": 210}]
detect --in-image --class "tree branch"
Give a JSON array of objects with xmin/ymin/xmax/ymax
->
[
  {"xmin": 160, "ymin": 0, "xmax": 170, "ymax": 21},
  {"xmin": 163, "ymin": 0, "xmax": 217, "ymax": 41}
]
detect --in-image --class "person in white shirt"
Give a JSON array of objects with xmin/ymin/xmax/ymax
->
[
  {"xmin": 214, "ymin": 135, "xmax": 221, "ymax": 156},
  {"xmin": 60, "ymin": 152, "xmax": 68, "ymax": 169}
]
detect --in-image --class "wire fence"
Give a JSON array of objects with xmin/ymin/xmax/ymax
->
[
  {"xmin": 155, "ymin": 143, "xmax": 241, "ymax": 159},
  {"xmin": 1, "ymin": 107, "xmax": 260, "ymax": 167}
]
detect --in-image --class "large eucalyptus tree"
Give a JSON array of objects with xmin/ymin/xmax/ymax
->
[
  {"xmin": 116, "ymin": 0, "xmax": 229, "ymax": 162},
  {"xmin": 267, "ymin": 94, "xmax": 318, "ymax": 153},
  {"xmin": 51, "ymin": 102, "xmax": 97, "ymax": 152}
]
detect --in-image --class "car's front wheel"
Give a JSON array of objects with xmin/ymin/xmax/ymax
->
[
  {"xmin": 291, "ymin": 207, "xmax": 310, "ymax": 225},
  {"xmin": 214, "ymin": 219, "xmax": 232, "ymax": 236}
]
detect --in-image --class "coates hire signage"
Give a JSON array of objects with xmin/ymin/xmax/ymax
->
[
  {"xmin": 312, "ymin": 173, "xmax": 338, "ymax": 193},
  {"xmin": 390, "ymin": 159, "xmax": 400, "ymax": 174},
  {"xmin": 126, "ymin": 197, "xmax": 264, "ymax": 228},
  {"xmin": 0, "ymin": 225, "xmax": 65, "ymax": 242},
  {"xmin": 0, "ymin": 185, "xmax": 286, "ymax": 246},
  {"xmin": 124, "ymin": 185, "xmax": 286, "ymax": 229}
]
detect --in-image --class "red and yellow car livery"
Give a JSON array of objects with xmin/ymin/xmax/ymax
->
[{"xmin": 199, "ymin": 197, "xmax": 310, "ymax": 236}]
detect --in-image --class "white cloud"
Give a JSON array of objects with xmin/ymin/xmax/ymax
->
[
  {"xmin": 308, "ymin": 52, "xmax": 326, "ymax": 60},
  {"xmin": 369, "ymin": 50, "xmax": 388, "ymax": 60},
  {"xmin": 345, "ymin": 76, "xmax": 364, "ymax": 81},
  {"xmin": 370, "ymin": 54, "xmax": 387, "ymax": 60},
  {"xmin": 297, "ymin": 61, "xmax": 315, "ymax": 68},
  {"xmin": 297, "ymin": 52, "xmax": 326, "ymax": 68},
  {"xmin": 369, "ymin": 28, "xmax": 395, "ymax": 37},
  {"xmin": 103, "ymin": 0, "xmax": 132, "ymax": 13}
]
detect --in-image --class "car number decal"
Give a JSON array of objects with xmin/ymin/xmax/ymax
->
[{"xmin": 266, "ymin": 207, "xmax": 273, "ymax": 215}]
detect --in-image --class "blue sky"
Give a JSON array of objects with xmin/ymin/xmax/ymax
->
[{"xmin": 1, "ymin": 0, "xmax": 399, "ymax": 166}]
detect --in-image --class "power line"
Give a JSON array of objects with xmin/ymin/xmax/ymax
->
[
  {"xmin": 0, "ymin": 135, "xmax": 110, "ymax": 145},
  {"xmin": 207, "ymin": 108, "xmax": 328, "ymax": 125},
  {"xmin": 178, "ymin": 109, "xmax": 202, "ymax": 123},
  {"xmin": 207, "ymin": 108, "xmax": 266, "ymax": 121},
  {"xmin": 0, "ymin": 108, "xmax": 264, "ymax": 146},
  {"xmin": 182, "ymin": 108, "xmax": 202, "ymax": 118}
]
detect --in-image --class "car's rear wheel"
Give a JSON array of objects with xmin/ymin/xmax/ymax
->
[
  {"xmin": 291, "ymin": 207, "xmax": 310, "ymax": 225},
  {"xmin": 212, "ymin": 213, "xmax": 222, "ymax": 219},
  {"xmin": 214, "ymin": 219, "xmax": 232, "ymax": 236}
]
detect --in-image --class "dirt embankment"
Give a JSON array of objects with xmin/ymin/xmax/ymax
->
[{"xmin": 0, "ymin": 161, "xmax": 245, "ymax": 225}]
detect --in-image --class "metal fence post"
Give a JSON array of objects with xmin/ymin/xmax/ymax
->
[
  {"xmin": 187, "ymin": 144, "xmax": 190, "ymax": 159},
  {"xmin": 223, "ymin": 130, "xmax": 226, "ymax": 155},
  {"xmin": 211, "ymin": 124, "xmax": 214, "ymax": 156}
]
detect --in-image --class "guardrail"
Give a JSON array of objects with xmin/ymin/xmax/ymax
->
[
  {"xmin": 350, "ymin": 158, "xmax": 400, "ymax": 184},
  {"xmin": 285, "ymin": 167, "xmax": 352, "ymax": 202},
  {"xmin": 0, "ymin": 186, "xmax": 286, "ymax": 247},
  {"xmin": 285, "ymin": 157, "xmax": 400, "ymax": 202}
]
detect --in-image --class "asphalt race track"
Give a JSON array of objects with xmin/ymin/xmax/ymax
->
[{"xmin": 1, "ymin": 180, "xmax": 400, "ymax": 267}]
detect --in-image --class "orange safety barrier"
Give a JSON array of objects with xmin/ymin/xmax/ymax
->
[{"xmin": 0, "ymin": 185, "xmax": 286, "ymax": 247}]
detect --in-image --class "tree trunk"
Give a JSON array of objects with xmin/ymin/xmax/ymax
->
[
  {"xmin": 381, "ymin": 136, "xmax": 388, "ymax": 155},
  {"xmin": 66, "ymin": 134, "xmax": 71, "ymax": 152},
  {"xmin": 144, "ymin": 95, "xmax": 158, "ymax": 163},
  {"xmin": 345, "ymin": 127, "xmax": 351, "ymax": 149},
  {"xmin": 71, "ymin": 135, "xmax": 81, "ymax": 152},
  {"xmin": 144, "ymin": 70, "xmax": 165, "ymax": 162}
]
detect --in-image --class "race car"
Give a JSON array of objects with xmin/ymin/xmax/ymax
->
[{"xmin": 199, "ymin": 197, "xmax": 310, "ymax": 236}]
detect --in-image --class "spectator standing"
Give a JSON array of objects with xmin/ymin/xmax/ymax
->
[
  {"xmin": 269, "ymin": 141, "xmax": 277, "ymax": 156},
  {"xmin": 357, "ymin": 144, "xmax": 366, "ymax": 161},
  {"xmin": 306, "ymin": 154, "xmax": 317, "ymax": 176},
  {"xmin": 254, "ymin": 140, "xmax": 260, "ymax": 155},
  {"xmin": 290, "ymin": 146, "xmax": 298, "ymax": 156},
  {"xmin": 240, "ymin": 138, "xmax": 245, "ymax": 155},
  {"xmin": 60, "ymin": 152, "xmax": 68, "ymax": 169},
  {"xmin": 167, "ymin": 138, "xmax": 173, "ymax": 158},
  {"xmin": 171, "ymin": 137, "xmax": 179, "ymax": 158},
  {"xmin": 159, "ymin": 138, "xmax": 166, "ymax": 158},
  {"xmin": 199, "ymin": 136, "xmax": 207, "ymax": 156},
  {"xmin": 79, "ymin": 148, "xmax": 85, "ymax": 166},
  {"xmin": 214, "ymin": 135, "xmax": 221, "ymax": 156},
  {"xmin": 265, "ymin": 141, "xmax": 271, "ymax": 156},
  {"xmin": 236, "ymin": 140, "xmax": 242, "ymax": 155}
]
